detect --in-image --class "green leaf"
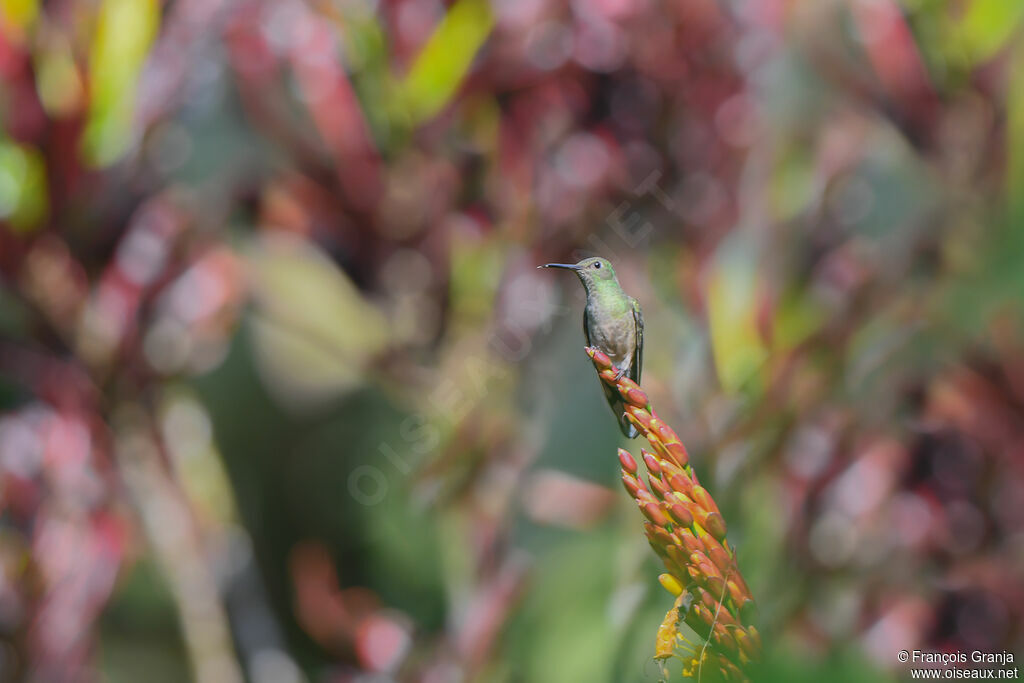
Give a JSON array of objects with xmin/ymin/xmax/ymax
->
[
  {"xmin": 707, "ymin": 239, "xmax": 768, "ymax": 395},
  {"xmin": 81, "ymin": 0, "xmax": 160, "ymax": 167},
  {"xmin": 0, "ymin": 0, "xmax": 38, "ymax": 37},
  {"xmin": 247, "ymin": 234, "xmax": 390, "ymax": 408},
  {"xmin": 959, "ymin": 0, "xmax": 1024, "ymax": 62},
  {"xmin": 396, "ymin": 0, "xmax": 494, "ymax": 124},
  {"xmin": 0, "ymin": 139, "xmax": 48, "ymax": 232}
]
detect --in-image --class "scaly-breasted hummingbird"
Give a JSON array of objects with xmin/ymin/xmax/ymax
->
[{"xmin": 540, "ymin": 257, "xmax": 644, "ymax": 438}]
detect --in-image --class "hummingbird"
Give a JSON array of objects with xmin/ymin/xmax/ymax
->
[{"xmin": 540, "ymin": 257, "xmax": 644, "ymax": 438}]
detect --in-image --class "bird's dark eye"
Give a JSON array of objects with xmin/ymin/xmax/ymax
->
[{"xmin": 594, "ymin": 262, "xmax": 602, "ymax": 269}]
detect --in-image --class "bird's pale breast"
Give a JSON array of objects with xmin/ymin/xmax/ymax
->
[{"xmin": 586, "ymin": 306, "xmax": 635, "ymax": 368}]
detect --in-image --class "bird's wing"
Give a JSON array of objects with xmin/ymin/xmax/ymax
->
[
  {"xmin": 588, "ymin": 307, "xmax": 637, "ymax": 438},
  {"xmin": 629, "ymin": 297, "xmax": 644, "ymax": 385},
  {"xmin": 582, "ymin": 306, "xmax": 592, "ymax": 348}
]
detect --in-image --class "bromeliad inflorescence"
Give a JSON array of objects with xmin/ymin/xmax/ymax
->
[{"xmin": 587, "ymin": 346, "xmax": 760, "ymax": 681}]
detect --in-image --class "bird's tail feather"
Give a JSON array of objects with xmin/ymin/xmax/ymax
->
[
  {"xmin": 618, "ymin": 403, "xmax": 638, "ymax": 438},
  {"xmin": 613, "ymin": 398, "xmax": 638, "ymax": 439},
  {"xmin": 599, "ymin": 376, "xmax": 638, "ymax": 438}
]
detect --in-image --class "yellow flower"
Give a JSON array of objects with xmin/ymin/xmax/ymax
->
[{"xmin": 681, "ymin": 651, "xmax": 707, "ymax": 678}]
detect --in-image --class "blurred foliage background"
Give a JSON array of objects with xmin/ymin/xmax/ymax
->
[{"xmin": 1, "ymin": 0, "xmax": 1023, "ymax": 681}]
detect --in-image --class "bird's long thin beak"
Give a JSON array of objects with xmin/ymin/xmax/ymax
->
[{"xmin": 538, "ymin": 263, "xmax": 579, "ymax": 270}]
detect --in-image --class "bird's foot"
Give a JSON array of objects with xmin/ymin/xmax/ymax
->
[{"xmin": 613, "ymin": 367, "xmax": 628, "ymax": 380}]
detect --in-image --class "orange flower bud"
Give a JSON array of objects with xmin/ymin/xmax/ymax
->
[
  {"xmin": 622, "ymin": 473, "xmax": 644, "ymax": 499},
  {"xmin": 692, "ymin": 485, "xmax": 720, "ymax": 515},
  {"xmin": 658, "ymin": 573, "xmax": 685, "ymax": 597},
  {"xmin": 618, "ymin": 448, "xmax": 638, "ymax": 475},
  {"xmin": 641, "ymin": 450, "xmax": 662, "ymax": 476},
  {"xmin": 642, "ymin": 501, "xmax": 670, "ymax": 527},
  {"xmin": 648, "ymin": 475, "xmax": 671, "ymax": 500},
  {"xmin": 668, "ymin": 502, "xmax": 694, "ymax": 527}
]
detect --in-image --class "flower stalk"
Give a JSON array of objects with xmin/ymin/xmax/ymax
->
[{"xmin": 586, "ymin": 347, "xmax": 760, "ymax": 680}]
